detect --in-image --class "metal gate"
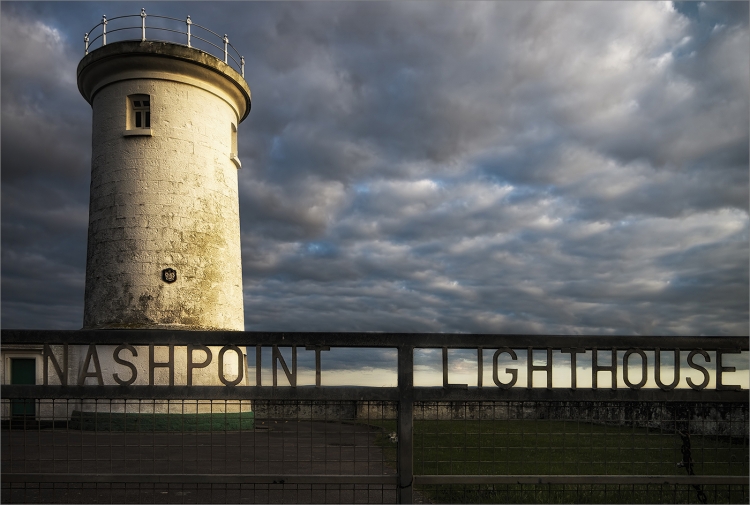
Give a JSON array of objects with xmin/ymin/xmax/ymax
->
[{"xmin": 2, "ymin": 331, "xmax": 748, "ymax": 503}]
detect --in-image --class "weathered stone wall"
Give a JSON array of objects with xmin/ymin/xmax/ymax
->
[
  {"xmin": 356, "ymin": 400, "xmax": 749, "ymax": 438},
  {"xmin": 253, "ymin": 399, "xmax": 747, "ymax": 439},
  {"xmin": 84, "ymin": 78, "xmax": 243, "ymax": 330},
  {"xmin": 253, "ymin": 400, "xmax": 359, "ymax": 420}
]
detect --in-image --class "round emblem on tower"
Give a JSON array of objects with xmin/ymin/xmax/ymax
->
[{"xmin": 162, "ymin": 268, "xmax": 177, "ymax": 283}]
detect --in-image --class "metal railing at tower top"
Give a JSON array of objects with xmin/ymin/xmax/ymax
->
[{"xmin": 83, "ymin": 8, "xmax": 245, "ymax": 77}]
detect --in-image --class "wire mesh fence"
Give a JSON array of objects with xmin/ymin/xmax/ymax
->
[
  {"xmin": 412, "ymin": 483, "xmax": 749, "ymax": 505},
  {"xmin": 2, "ymin": 398, "xmax": 747, "ymax": 503},
  {"xmin": 2, "ymin": 332, "xmax": 747, "ymax": 503},
  {"xmin": 1, "ymin": 482, "xmax": 398, "ymax": 504},
  {"xmin": 1, "ymin": 399, "xmax": 398, "ymax": 504},
  {"xmin": 408, "ymin": 401, "xmax": 748, "ymax": 504}
]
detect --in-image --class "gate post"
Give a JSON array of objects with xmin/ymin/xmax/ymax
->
[{"xmin": 397, "ymin": 344, "xmax": 414, "ymax": 503}]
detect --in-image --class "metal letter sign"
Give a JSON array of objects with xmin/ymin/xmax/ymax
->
[
  {"xmin": 0, "ymin": 332, "xmax": 744, "ymax": 396},
  {"xmin": 25, "ymin": 340, "xmax": 748, "ymax": 393}
]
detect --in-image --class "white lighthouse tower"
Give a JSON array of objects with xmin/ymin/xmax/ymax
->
[
  {"xmin": 77, "ymin": 13, "xmax": 250, "ymax": 331},
  {"xmin": 63, "ymin": 13, "xmax": 253, "ymax": 412}
]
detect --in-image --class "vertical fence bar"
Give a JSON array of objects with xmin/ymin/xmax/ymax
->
[
  {"xmin": 102, "ymin": 15, "xmax": 107, "ymax": 46},
  {"xmin": 186, "ymin": 16, "xmax": 192, "ymax": 47},
  {"xmin": 397, "ymin": 344, "xmax": 414, "ymax": 504},
  {"xmin": 223, "ymin": 35, "xmax": 229, "ymax": 63},
  {"xmin": 84, "ymin": 33, "xmax": 89, "ymax": 55}
]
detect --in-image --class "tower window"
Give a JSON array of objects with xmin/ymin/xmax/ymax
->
[
  {"xmin": 125, "ymin": 94, "xmax": 153, "ymax": 136},
  {"xmin": 230, "ymin": 123, "xmax": 241, "ymax": 168},
  {"xmin": 231, "ymin": 123, "xmax": 238, "ymax": 157},
  {"xmin": 131, "ymin": 95, "xmax": 150, "ymax": 128}
]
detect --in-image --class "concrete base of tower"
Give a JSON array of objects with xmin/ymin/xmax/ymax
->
[
  {"xmin": 68, "ymin": 344, "xmax": 251, "ymax": 416},
  {"xmin": 82, "ymin": 323, "xmax": 244, "ymax": 331},
  {"xmin": 74, "ymin": 399, "xmax": 253, "ymax": 415}
]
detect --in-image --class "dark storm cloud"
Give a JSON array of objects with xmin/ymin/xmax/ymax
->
[
  {"xmin": 2, "ymin": 2, "xmax": 747, "ymax": 339},
  {"xmin": 1, "ymin": 3, "xmax": 91, "ymax": 329}
]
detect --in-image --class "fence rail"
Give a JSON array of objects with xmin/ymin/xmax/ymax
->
[
  {"xmin": 82, "ymin": 9, "xmax": 245, "ymax": 77},
  {"xmin": 2, "ymin": 331, "xmax": 748, "ymax": 503}
]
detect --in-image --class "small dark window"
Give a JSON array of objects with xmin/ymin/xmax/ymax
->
[{"xmin": 129, "ymin": 95, "xmax": 151, "ymax": 130}]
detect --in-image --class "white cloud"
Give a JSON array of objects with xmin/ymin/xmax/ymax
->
[{"xmin": 1, "ymin": 11, "xmax": 77, "ymax": 90}]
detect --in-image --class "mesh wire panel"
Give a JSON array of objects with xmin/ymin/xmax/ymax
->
[
  {"xmin": 1, "ymin": 483, "xmax": 397, "ymax": 504},
  {"xmin": 2, "ymin": 398, "xmax": 747, "ymax": 503},
  {"xmin": 1, "ymin": 399, "xmax": 398, "ymax": 504},
  {"xmin": 415, "ymin": 483, "xmax": 749, "ymax": 504},
  {"xmin": 411, "ymin": 401, "xmax": 748, "ymax": 504}
]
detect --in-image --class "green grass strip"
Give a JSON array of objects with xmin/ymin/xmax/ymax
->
[
  {"xmin": 364, "ymin": 419, "xmax": 749, "ymax": 504},
  {"xmin": 69, "ymin": 410, "xmax": 254, "ymax": 432}
]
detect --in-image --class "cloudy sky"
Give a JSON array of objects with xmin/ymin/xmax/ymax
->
[{"xmin": 2, "ymin": 1, "xmax": 748, "ymax": 344}]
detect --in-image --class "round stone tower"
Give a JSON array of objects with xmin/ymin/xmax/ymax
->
[{"xmin": 77, "ymin": 39, "xmax": 250, "ymax": 330}]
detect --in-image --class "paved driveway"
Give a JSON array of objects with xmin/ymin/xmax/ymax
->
[{"xmin": 2, "ymin": 420, "xmax": 400, "ymax": 503}]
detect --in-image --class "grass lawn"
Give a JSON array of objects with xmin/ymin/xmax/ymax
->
[
  {"xmin": 364, "ymin": 419, "xmax": 749, "ymax": 504},
  {"xmin": 69, "ymin": 410, "xmax": 254, "ymax": 432}
]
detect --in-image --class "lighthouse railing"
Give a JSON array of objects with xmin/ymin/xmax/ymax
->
[{"xmin": 84, "ymin": 10, "xmax": 245, "ymax": 77}]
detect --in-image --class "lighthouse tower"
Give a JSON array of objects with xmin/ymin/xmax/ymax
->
[{"xmin": 77, "ymin": 19, "xmax": 250, "ymax": 330}]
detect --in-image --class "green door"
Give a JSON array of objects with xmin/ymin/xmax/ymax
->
[{"xmin": 11, "ymin": 358, "xmax": 36, "ymax": 416}]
